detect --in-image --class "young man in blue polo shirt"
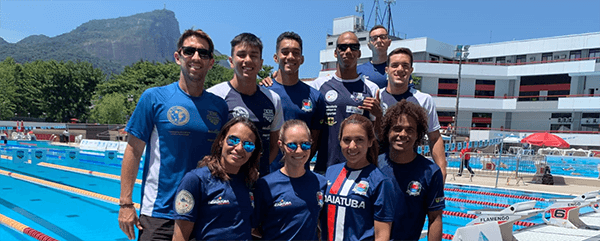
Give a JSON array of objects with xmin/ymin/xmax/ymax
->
[
  {"xmin": 207, "ymin": 33, "xmax": 284, "ymax": 177},
  {"xmin": 264, "ymin": 32, "xmax": 326, "ymax": 170},
  {"xmin": 118, "ymin": 29, "xmax": 228, "ymax": 240}
]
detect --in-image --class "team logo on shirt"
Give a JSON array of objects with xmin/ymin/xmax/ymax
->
[
  {"xmin": 167, "ymin": 106, "xmax": 190, "ymax": 126},
  {"xmin": 435, "ymin": 197, "xmax": 445, "ymax": 203},
  {"xmin": 263, "ymin": 109, "xmax": 274, "ymax": 122},
  {"xmin": 325, "ymin": 90, "xmax": 338, "ymax": 102},
  {"xmin": 207, "ymin": 110, "xmax": 221, "ymax": 126},
  {"xmin": 274, "ymin": 199, "xmax": 292, "ymax": 207},
  {"xmin": 317, "ymin": 191, "xmax": 324, "ymax": 208},
  {"xmin": 208, "ymin": 196, "xmax": 230, "ymax": 205},
  {"xmin": 326, "ymin": 117, "xmax": 337, "ymax": 126},
  {"xmin": 407, "ymin": 181, "xmax": 422, "ymax": 196},
  {"xmin": 301, "ymin": 99, "xmax": 313, "ymax": 112},
  {"xmin": 350, "ymin": 92, "xmax": 365, "ymax": 103},
  {"xmin": 352, "ymin": 181, "xmax": 369, "ymax": 196},
  {"xmin": 232, "ymin": 106, "xmax": 249, "ymax": 118},
  {"xmin": 249, "ymin": 192, "xmax": 255, "ymax": 208},
  {"xmin": 175, "ymin": 190, "xmax": 194, "ymax": 215}
]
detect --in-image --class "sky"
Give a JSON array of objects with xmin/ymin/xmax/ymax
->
[{"xmin": 1, "ymin": 0, "xmax": 599, "ymax": 78}]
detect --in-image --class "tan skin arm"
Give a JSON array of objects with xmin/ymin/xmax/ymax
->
[
  {"xmin": 269, "ymin": 131, "xmax": 280, "ymax": 163},
  {"xmin": 172, "ymin": 220, "xmax": 195, "ymax": 241},
  {"xmin": 374, "ymin": 221, "xmax": 392, "ymax": 241},
  {"xmin": 428, "ymin": 130, "xmax": 447, "ymax": 182},
  {"xmin": 359, "ymin": 89, "xmax": 384, "ymax": 140},
  {"xmin": 118, "ymin": 135, "xmax": 146, "ymax": 240},
  {"xmin": 427, "ymin": 210, "xmax": 443, "ymax": 241}
]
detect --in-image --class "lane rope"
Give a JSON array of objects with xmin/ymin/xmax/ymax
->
[
  {"xmin": 0, "ymin": 213, "xmax": 59, "ymax": 241},
  {"xmin": 0, "ymin": 168, "xmax": 140, "ymax": 209},
  {"xmin": 445, "ymin": 187, "xmax": 547, "ymax": 201}
]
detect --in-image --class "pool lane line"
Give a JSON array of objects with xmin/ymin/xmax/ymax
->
[
  {"xmin": 444, "ymin": 188, "xmax": 547, "ymax": 201},
  {"xmin": 0, "ymin": 168, "xmax": 140, "ymax": 210},
  {"xmin": 37, "ymin": 162, "xmax": 143, "ymax": 185},
  {"xmin": 1, "ymin": 155, "xmax": 143, "ymax": 185},
  {"xmin": 445, "ymin": 196, "xmax": 511, "ymax": 208},
  {"xmin": 0, "ymin": 213, "xmax": 59, "ymax": 241},
  {"xmin": 442, "ymin": 210, "xmax": 537, "ymax": 227}
]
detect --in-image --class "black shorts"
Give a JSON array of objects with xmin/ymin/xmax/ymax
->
[{"xmin": 138, "ymin": 215, "xmax": 174, "ymax": 241}]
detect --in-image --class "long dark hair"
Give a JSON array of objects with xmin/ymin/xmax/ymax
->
[
  {"xmin": 198, "ymin": 117, "xmax": 262, "ymax": 184},
  {"xmin": 338, "ymin": 114, "xmax": 379, "ymax": 166}
]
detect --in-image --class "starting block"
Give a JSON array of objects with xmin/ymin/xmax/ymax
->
[
  {"xmin": 543, "ymin": 190, "xmax": 600, "ymax": 229},
  {"xmin": 453, "ymin": 200, "xmax": 541, "ymax": 241}
]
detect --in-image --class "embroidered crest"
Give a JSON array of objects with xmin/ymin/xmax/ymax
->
[
  {"xmin": 325, "ymin": 90, "xmax": 338, "ymax": 102},
  {"xmin": 175, "ymin": 190, "xmax": 194, "ymax": 215},
  {"xmin": 263, "ymin": 109, "xmax": 274, "ymax": 122},
  {"xmin": 407, "ymin": 181, "xmax": 422, "ymax": 196},
  {"xmin": 207, "ymin": 110, "xmax": 220, "ymax": 126},
  {"xmin": 274, "ymin": 199, "xmax": 292, "ymax": 207},
  {"xmin": 232, "ymin": 106, "xmax": 249, "ymax": 118},
  {"xmin": 352, "ymin": 181, "xmax": 369, "ymax": 196},
  {"xmin": 167, "ymin": 106, "xmax": 190, "ymax": 126},
  {"xmin": 301, "ymin": 99, "xmax": 313, "ymax": 112},
  {"xmin": 350, "ymin": 92, "xmax": 365, "ymax": 103},
  {"xmin": 326, "ymin": 117, "xmax": 337, "ymax": 126}
]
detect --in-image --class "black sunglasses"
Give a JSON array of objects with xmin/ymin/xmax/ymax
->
[
  {"xmin": 180, "ymin": 46, "xmax": 212, "ymax": 59},
  {"xmin": 285, "ymin": 142, "xmax": 312, "ymax": 151},
  {"xmin": 336, "ymin": 43, "xmax": 360, "ymax": 52}
]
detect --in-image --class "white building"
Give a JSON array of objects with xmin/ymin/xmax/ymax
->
[{"xmin": 319, "ymin": 16, "xmax": 600, "ymax": 147}]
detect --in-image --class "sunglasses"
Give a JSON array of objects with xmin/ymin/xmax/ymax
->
[
  {"xmin": 336, "ymin": 43, "xmax": 360, "ymax": 52},
  {"xmin": 226, "ymin": 135, "xmax": 256, "ymax": 153},
  {"xmin": 285, "ymin": 142, "xmax": 312, "ymax": 151},
  {"xmin": 180, "ymin": 46, "xmax": 212, "ymax": 59},
  {"xmin": 369, "ymin": 34, "xmax": 389, "ymax": 42}
]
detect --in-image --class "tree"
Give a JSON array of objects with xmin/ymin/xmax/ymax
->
[
  {"xmin": 90, "ymin": 93, "xmax": 128, "ymax": 124},
  {"xmin": 257, "ymin": 65, "xmax": 274, "ymax": 81},
  {"xmin": 0, "ymin": 57, "xmax": 19, "ymax": 120},
  {"xmin": 204, "ymin": 55, "xmax": 233, "ymax": 89}
]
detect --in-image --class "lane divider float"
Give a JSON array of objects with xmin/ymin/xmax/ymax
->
[
  {"xmin": 0, "ymin": 168, "xmax": 140, "ymax": 209},
  {"xmin": 0, "ymin": 213, "xmax": 58, "ymax": 241},
  {"xmin": 445, "ymin": 187, "xmax": 547, "ymax": 201}
]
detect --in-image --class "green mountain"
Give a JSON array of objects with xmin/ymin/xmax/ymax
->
[{"xmin": 0, "ymin": 9, "xmax": 182, "ymax": 75}]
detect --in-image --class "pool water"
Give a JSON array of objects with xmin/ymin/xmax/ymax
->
[{"xmin": 0, "ymin": 141, "xmax": 592, "ymax": 240}]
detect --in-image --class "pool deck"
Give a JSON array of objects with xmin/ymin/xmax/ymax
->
[
  {"xmin": 447, "ymin": 168, "xmax": 600, "ymax": 196},
  {"xmin": 447, "ymin": 169, "xmax": 600, "ymax": 241}
]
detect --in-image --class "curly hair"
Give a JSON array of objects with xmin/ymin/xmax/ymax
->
[
  {"xmin": 339, "ymin": 114, "xmax": 379, "ymax": 166},
  {"xmin": 197, "ymin": 117, "xmax": 262, "ymax": 184},
  {"xmin": 381, "ymin": 100, "xmax": 428, "ymax": 150}
]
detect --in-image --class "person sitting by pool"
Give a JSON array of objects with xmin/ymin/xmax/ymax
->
[
  {"xmin": 253, "ymin": 120, "xmax": 327, "ymax": 240},
  {"xmin": 322, "ymin": 114, "xmax": 396, "ymax": 241},
  {"xmin": 172, "ymin": 117, "xmax": 262, "ymax": 241}
]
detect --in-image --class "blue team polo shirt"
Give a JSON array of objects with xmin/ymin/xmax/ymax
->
[
  {"xmin": 357, "ymin": 61, "xmax": 387, "ymax": 88},
  {"xmin": 125, "ymin": 82, "xmax": 228, "ymax": 219},
  {"xmin": 173, "ymin": 167, "xmax": 253, "ymax": 240},
  {"xmin": 378, "ymin": 153, "xmax": 445, "ymax": 240},
  {"xmin": 207, "ymin": 82, "xmax": 284, "ymax": 177},
  {"xmin": 253, "ymin": 170, "xmax": 328, "ymax": 240}
]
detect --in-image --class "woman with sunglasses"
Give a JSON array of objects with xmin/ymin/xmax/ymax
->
[
  {"xmin": 253, "ymin": 119, "xmax": 328, "ymax": 240},
  {"xmin": 172, "ymin": 117, "xmax": 262, "ymax": 241},
  {"xmin": 322, "ymin": 114, "xmax": 395, "ymax": 241}
]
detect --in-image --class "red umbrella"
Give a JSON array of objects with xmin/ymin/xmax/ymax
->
[{"xmin": 521, "ymin": 132, "xmax": 570, "ymax": 148}]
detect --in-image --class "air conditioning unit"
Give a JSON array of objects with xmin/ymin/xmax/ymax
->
[
  {"xmin": 587, "ymin": 119, "xmax": 591, "ymax": 124},
  {"xmin": 594, "ymin": 119, "xmax": 598, "ymax": 123},
  {"xmin": 558, "ymin": 118, "xmax": 562, "ymax": 123},
  {"xmin": 506, "ymin": 59, "xmax": 512, "ymax": 63},
  {"xmin": 554, "ymin": 55, "xmax": 560, "ymax": 60},
  {"xmin": 568, "ymin": 117, "xmax": 572, "ymax": 122},
  {"xmin": 529, "ymin": 57, "xmax": 536, "ymax": 61}
]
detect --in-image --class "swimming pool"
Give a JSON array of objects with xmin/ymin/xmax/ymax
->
[{"xmin": 0, "ymin": 141, "xmax": 590, "ymax": 240}]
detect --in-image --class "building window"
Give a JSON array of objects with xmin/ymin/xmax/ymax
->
[
  {"xmin": 516, "ymin": 55, "xmax": 526, "ymax": 63},
  {"xmin": 328, "ymin": 42, "xmax": 333, "ymax": 46},
  {"xmin": 437, "ymin": 78, "xmax": 458, "ymax": 96},
  {"xmin": 430, "ymin": 54, "xmax": 440, "ymax": 62},
  {"xmin": 551, "ymin": 113, "xmax": 572, "ymax": 119},
  {"xmin": 358, "ymin": 37, "xmax": 367, "ymax": 41},
  {"xmin": 468, "ymin": 59, "xmax": 479, "ymax": 63},
  {"xmin": 475, "ymin": 80, "xmax": 495, "ymax": 98},
  {"xmin": 495, "ymin": 57, "xmax": 505, "ymax": 64},
  {"xmin": 550, "ymin": 124, "xmax": 571, "ymax": 131},
  {"xmin": 518, "ymin": 74, "xmax": 571, "ymax": 101},
  {"xmin": 582, "ymin": 113, "xmax": 600, "ymax": 118},
  {"xmin": 541, "ymin": 53, "xmax": 553, "ymax": 62},
  {"xmin": 589, "ymin": 49, "xmax": 600, "ymax": 58},
  {"xmin": 481, "ymin": 58, "xmax": 493, "ymax": 63},
  {"xmin": 437, "ymin": 111, "xmax": 455, "ymax": 127},
  {"xmin": 570, "ymin": 51, "xmax": 581, "ymax": 60}
]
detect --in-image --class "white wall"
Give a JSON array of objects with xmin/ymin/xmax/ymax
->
[{"xmin": 510, "ymin": 112, "xmax": 552, "ymax": 131}]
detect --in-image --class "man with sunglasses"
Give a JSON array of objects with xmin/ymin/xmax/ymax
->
[
  {"xmin": 119, "ymin": 29, "xmax": 228, "ymax": 240},
  {"xmin": 208, "ymin": 33, "xmax": 284, "ymax": 177},
  {"xmin": 357, "ymin": 25, "xmax": 392, "ymax": 89},
  {"xmin": 308, "ymin": 31, "xmax": 381, "ymax": 174},
  {"xmin": 263, "ymin": 32, "xmax": 326, "ymax": 172}
]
